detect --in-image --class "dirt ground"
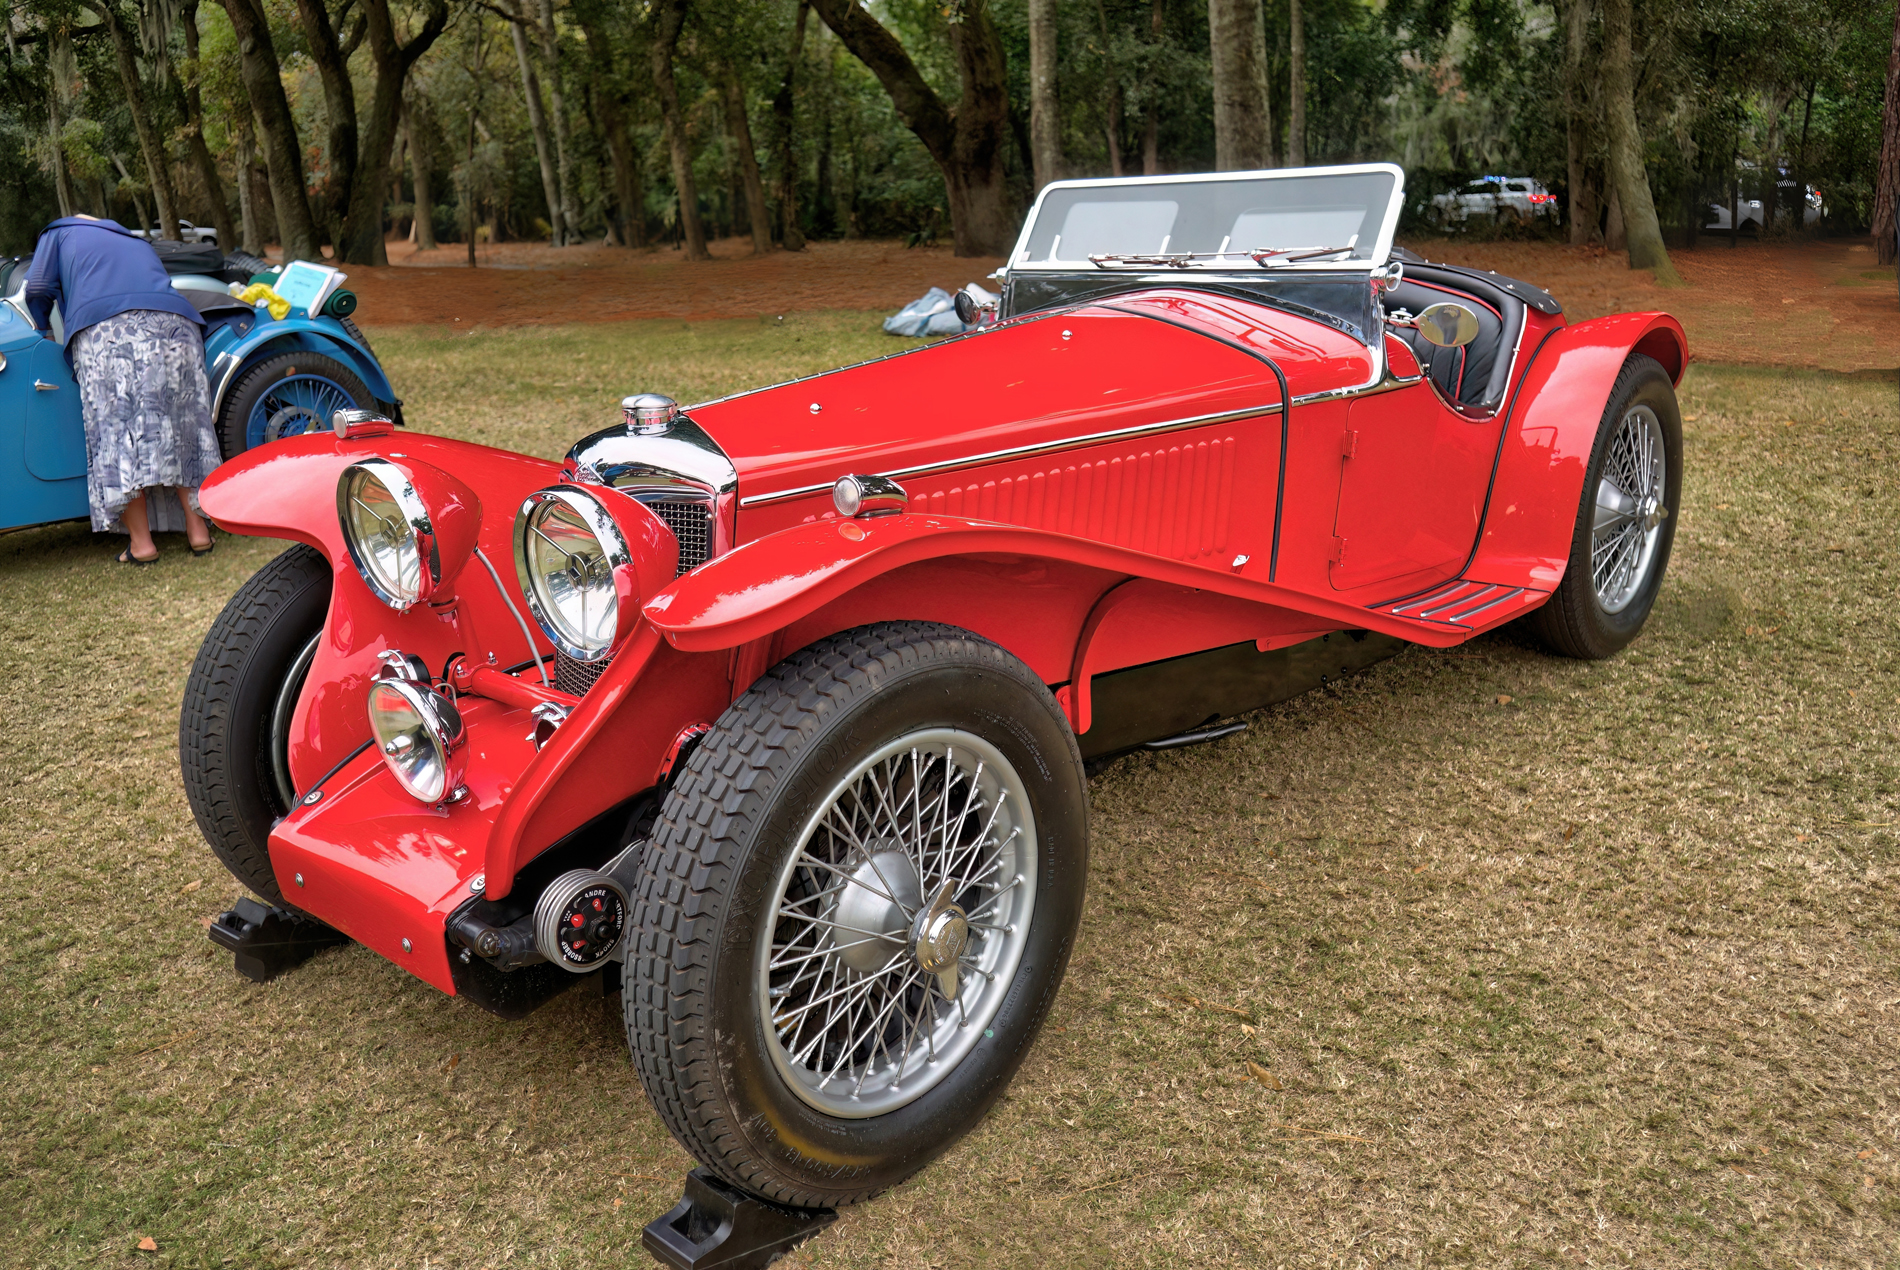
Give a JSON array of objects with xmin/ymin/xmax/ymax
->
[{"xmin": 338, "ymin": 234, "xmax": 1899, "ymax": 374}]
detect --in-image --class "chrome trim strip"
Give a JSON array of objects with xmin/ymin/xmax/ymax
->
[
  {"xmin": 1443, "ymin": 587, "xmax": 1525, "ymax": 623},
  {"xmin": 1388, "ymin": 582, "xmax": 1469, "ymax": 615},
  {"xmin": 209, "ymin": 350, "xmax": 241, "ymax": 420},
  {"xmin": 1417, "ymin": 584, "xmax": 1496, "ymax": 619}
]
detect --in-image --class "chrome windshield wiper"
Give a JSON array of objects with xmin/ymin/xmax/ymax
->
[
  {"xmin": 1251, "ymin": 236, "xmax": 1361, "ymax": 267},
  {"xmin": 1087, "ymin": 252, "xmax": 1227, "ymax": 269}
]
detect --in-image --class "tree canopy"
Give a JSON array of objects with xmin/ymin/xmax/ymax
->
[{"xmin": 1, "ymin": 0, "xmax": 1892, "ymax": 268}]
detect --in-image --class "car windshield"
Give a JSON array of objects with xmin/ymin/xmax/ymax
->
[{"xmin": 1012, "ymin": 166, "xmax": 1402, "ymax": 271}]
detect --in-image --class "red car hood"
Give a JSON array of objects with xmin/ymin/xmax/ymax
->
[{"xmin": 690, "ymin": 291, "xmax": 1377, "ymax": 504}]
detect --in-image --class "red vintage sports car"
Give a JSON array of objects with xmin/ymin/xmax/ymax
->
[{"xmin": 182, "ymin": 165, "xmax": 1683, "ymax": 1222}]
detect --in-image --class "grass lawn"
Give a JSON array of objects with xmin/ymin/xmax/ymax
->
[{"xmin": 1, "ymin": 317, "xmax": 1895, "ymax": 1268}]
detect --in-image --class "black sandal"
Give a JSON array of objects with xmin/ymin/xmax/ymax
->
[
  {"xmin": 117, "ymin": 548, "xmax": 159, "ymax": 566},
  {"xmin": 190, "ymin": 537, "xmax": 216, "ymax": 558}
]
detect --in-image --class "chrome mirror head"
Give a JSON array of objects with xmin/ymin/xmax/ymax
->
[
  {"xmin": 1415, "ymin": 303, "xmax": 1481, "ymax": 349},
  {"xmin": 952, "ymin": 289, "xmax": 998, "ymax": 327}
]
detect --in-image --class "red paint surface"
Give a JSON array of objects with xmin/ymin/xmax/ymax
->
[{"xmin": 203, "ymin": 285, "xmax": 1685, "ymax": 997}]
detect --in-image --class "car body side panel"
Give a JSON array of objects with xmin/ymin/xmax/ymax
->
[
  {"xmin": 1463, "ymin": 312, "xmax": 1686, "ymax": 590},
  {"xmin": 696, "ymin": 301, "xmax": 1361, "ymax": 504},
  {"xmin": 198, "ymin": 432, "xmax": 562, "ymax": 792}
]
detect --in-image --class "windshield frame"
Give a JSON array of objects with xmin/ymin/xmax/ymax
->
[{"xmin": 1004, "ymin": 163, "xmax": 1406, "ymax": 276}]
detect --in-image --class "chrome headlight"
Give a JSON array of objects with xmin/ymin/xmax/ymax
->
[
  {"xmin": 366, "ymin": 676, "xmax": 467, "ymax": 803},
  {"xmin": 338, "ymin": 459, "xmax": 430, "ymax": 609},
  {"xmin": 336, "ymin": 457, "xmax": 482, "ymax": 612},
  {"xmin": 514, "ymin": 488, "xmax": 635, "ymax": 662}
]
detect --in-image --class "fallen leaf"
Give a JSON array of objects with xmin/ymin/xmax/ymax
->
[
  {"xmin": 1496, "ymin": 694, "xmax": 1513, "ymax": 705},
  {"xmin": 137, "ymin": 1237, "xmax": 157, "ymax": 1252},
  {"xmin": 613, "ymin": 1198, "xmax": 623, "ymax": 1209},
  {"xmin": 1240, "ymin": 1023, "xmax": 1256, "ymax": 1037},
  {"xmin": 1730, "ymin": 1164, "xmax": 1754, "ymax": 1178},
  {"xmin": 1859, "ymin": 1149, "xmax": 1875, "ymax": 1159},
  {"xmin": 1715, "ymin": 502, "xmax": 1730, "ymax": 509},
  {"xmin": 1866, "ymin": 1176, "xmax": 1877, "ymax": 1189},
  {"xmin": 181, "ymin": 880, "xmax": 203, "ymax": 894},
  {"xmin": 1246, "ymin": 1061, "xmax": 1283, "ymax": 1090},
  {"xmin": 1684, "ymin": 414, "xmax": 1700, "ymax": 422}
]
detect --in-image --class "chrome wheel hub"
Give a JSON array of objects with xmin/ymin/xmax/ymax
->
[
  {"xmin": 756, "ymin": 729, "xmax": 1037, "ymax": 1118},
  {"xmin": 1591, "ymin": 404, "xmax": 1669, "ymax": 614}
]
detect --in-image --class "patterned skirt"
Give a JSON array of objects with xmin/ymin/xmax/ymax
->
[{"xmin": 72, "ymin": 309, "xmax": 221, "ymax": 534}]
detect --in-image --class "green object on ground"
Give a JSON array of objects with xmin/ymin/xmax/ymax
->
[{"xmin": 322, "ymin": 289, "xmax": 358, "ymax": 318}]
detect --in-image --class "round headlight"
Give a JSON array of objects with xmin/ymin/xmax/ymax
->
[
  {"xmin": 338, "ymin": 459, "xmax": 430, "ymax": 609},
  {"xmin": 366, "ymin": 677, "xmax": 466, "ymax": 804},
  {"xmin": 514, "ymin": 488, "xmax": 634, "ymax": 662}
]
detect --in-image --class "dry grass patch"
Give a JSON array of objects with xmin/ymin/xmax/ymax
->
[{"xmin": 0, "ymin": 322, "xmax": 1893, "ymax": 1268}]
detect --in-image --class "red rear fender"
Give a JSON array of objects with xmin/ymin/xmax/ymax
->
[{"xmin": 1468, "ymin": 312, "xmax": 1687, "ymax": 590}]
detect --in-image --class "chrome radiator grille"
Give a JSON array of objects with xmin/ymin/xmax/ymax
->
[
  {"xmin": 641, "ymin": 497, "xmax": 713, "ymax": 575},
  {"xmin": 554, "ymin": 650, "xmax": 611, "ymax": 696}
]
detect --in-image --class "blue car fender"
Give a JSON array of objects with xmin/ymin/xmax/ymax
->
[{"xmin": 205, "ymin": 314, "xmax": 397, "ymax": 423}]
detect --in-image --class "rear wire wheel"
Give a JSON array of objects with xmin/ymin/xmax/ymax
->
[
  {"xmin": 217, "ymin": 351, "xmax": 374, "ymax": 458},
  {"xmin": 625, "ymin": 623, "xmax": 1088, "ymax": 1208},
  {"xmin": 179, "ymin": 545, "xmax": 333, "ymax": 902},
  {"xmin": 1527, "ymin": 353, "xmax": 1682, "ymax": 659}
]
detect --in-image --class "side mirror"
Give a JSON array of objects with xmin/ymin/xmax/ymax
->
[
  {"xmin": 952, "ymin": 289, "xmax": 998, "ymax": 327},
  {"xmin": 1414, "ymin": 302, "xmax": 1480, "ymax": 349}
]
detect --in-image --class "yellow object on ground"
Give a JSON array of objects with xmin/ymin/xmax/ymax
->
[{"xmin": 236, "ymin": 283, "xmax": 290, "ymax": 321}]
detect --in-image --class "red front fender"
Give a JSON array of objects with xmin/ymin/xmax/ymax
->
[{"xmin": 1465, "ymin": 311, "xmax": 1687, "ymax": 589}]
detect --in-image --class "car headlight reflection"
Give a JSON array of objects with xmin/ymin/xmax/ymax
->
[
  {"xmin": 366, "ymin": 677, "xmax": 467, "ymax": 804},
  {"xmin": 339, "ymin": 459, "xmax": 431, "ymax": 609},
  {"xmin": 514, "ymin": 488, "xmax": 634, "ymax": 662}
]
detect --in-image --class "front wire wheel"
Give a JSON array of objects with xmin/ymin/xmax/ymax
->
[
  {"xmin": 762, "ymin": 730, "xmax": 1036, "ymax": 1117},
  {"xmin": 1528, "ymin": 353, "xmax": 1682, "ymax": 659},
  {"xmin": 626, "ymin": 622, "xmax": 1088, "ymax": 1209}
]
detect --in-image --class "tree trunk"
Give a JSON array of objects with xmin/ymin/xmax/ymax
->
[
  {"xmin": 111, "ymin": 154, "xmax": 152, "ymax": 236},
  {"xmin": 1029, "ymin": 0, "xmax": 1060, "ymax": 189},
  {"xmin": 1207, "ymin": 0, "xmax": 1273, "ymax": 170},
  {"xmin": 509, "ymin": 18, "xmax": 566, "ymax": 247},
  {"xmin": 652, "ymin": 0, "xmax": 708, "ymax": 260},
  {"xmin": 771, "ymin": 1, "xmax": 810, "ymax": 250},
  {"xmin": 1561, "ymin": 0, "xmax": 1594, "ymax": 244},
  {"xmin": 1606, "ymin": 183, "xmax": 1624, "ymax": 249},
  {"xmin": 1599, "ymin": 0, "xmax": 1679, "ymax": 282},
  {"xmin": 1792, "ymin": 81, "xmax": 1815, "ymax": 237},
  {"xmin": 1142, "ymin": 0, "xmax": 1162, "ymax": 173},
  {"xmin": 534, "ymin": 0, "xmax": 582, "ymax": 244},
  {"xmin": 575, "ymin": 0, "xmax": 644, "ymax": 248},
  {"xmin": 810, "ymin": 0, "xmax": 1016, "ymax": 257},
  {"xmin": 95, "ymin": 2, "xmax": 180, "ymax": 239},
  {"xmin": 46, "ymin": 86, "xmax": 76, "ymax": 218},
  {"xmin": 179, "ymin": 0, "xmax": 237, "ymax": 252},
  {"xmin": 1762, "ymin": 85, "xmax": 1793, "ymax": 233},
  {"xmin": 217, "ymin": 0, "xmax": 320, "ymax": 261},
  {"xmin": 404, "ymin": 93, "xmax": 438, "ymax": 249},
  {"xmin": 293, "ymin": 0, "xmax": 359, "ymax": 242},
  {"xmin": 1873, "ymin": 0, "xmax": 1900, "ymax": 265},
  {"xmin": 1287, "ymin": 0, "xmax": 1305, "ymax": 165},
  {"xmin": 1096, "ymin": 0, "xmax": 1123, "ymax": 176},
  {"xmin": 338, "ymin": 0, "xmax": 449, "ymax": 265},
  {"xmin": 721, "ymin": 69, "xmax": 774, "ymax": 254},
  {"xmin": 233, "ymin": 113, "xmax": 265, "ymax": 253}
]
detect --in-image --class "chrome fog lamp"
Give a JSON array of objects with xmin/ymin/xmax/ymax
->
[
  {"xmin": 366, "ymin": 676, "xmax": 467, "ymax": 804},
  {"xmin": 338, "ymin": 459, "xmax": 430, "ymax": 609},
  {"xmin": 514, "ymin": 488, "xmax": 635, "ymax": 662}
]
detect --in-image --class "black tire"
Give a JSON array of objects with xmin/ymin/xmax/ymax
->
[
  {"xmin": 179, "ymin": 545, "xmax": 333, "ymax": 903},
  {"xmin": 1527, "ymin": 353, "xmax": 1682, "ymax": 659},
  {"xmin": 625, "ymin": 622, "xmax": 1089, "ymax": 1209},
  {"xmin": 216, "ymin": 351, "xmax": 374, "ymax": 460}
]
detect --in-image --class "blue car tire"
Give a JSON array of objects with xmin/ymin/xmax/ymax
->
[{"xmin": 218, "ymin": 350, "xmax": 374, "ymax": 459}]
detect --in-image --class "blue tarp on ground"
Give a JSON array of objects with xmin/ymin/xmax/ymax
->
[{"xmin": 883, "ymin": 284, "xmax": 998, "ymax": 337}]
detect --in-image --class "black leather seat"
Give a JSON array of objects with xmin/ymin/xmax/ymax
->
[{"xmin": 1380, "ymin": 259, "xmax": 1549, "ymax": 413}]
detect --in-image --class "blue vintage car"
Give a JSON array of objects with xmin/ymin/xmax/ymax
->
[{"xmin": 0, "ymin": 245, "xmax": 400, "ymax": 533}]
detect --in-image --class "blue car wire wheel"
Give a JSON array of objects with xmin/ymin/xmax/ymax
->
[{"xmin": 217, "ymin": 350, "xmax": 374, "ymax": 459}]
